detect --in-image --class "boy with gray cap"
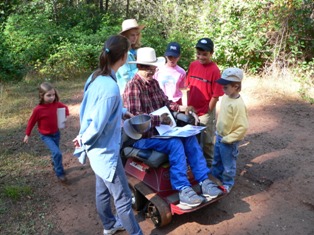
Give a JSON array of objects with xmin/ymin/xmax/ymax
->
[{"xmin": 206, "ymin": 67, "xmax": 249, "ymax": 197}]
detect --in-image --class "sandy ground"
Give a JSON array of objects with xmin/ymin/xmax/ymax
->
[{"xmin": 28, "ymin": 77, "xmax": 314, "ymax": 235}]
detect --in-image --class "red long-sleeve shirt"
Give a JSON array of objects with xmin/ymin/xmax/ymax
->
[
  {"xmin": 186, "ymin": 61, "xmax": 224, "ymax": 116},
  {"xmin": 25, "ymin": 102, "xmax": 69, "ymax": 136}
]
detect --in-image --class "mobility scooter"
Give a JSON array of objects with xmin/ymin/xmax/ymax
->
[{"xmin": 122, "ymin": 112, "xmax": 226, "ymax": 227}]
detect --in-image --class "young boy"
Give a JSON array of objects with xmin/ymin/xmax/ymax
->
[
  {"xmin": 206, "ymin": 67, "xmax": 249, "ymax": 197},
  {"xmin": 154, "ymin": 42, "xmax": 186, "ymax": 105},
  {"xmin": 185, "ymin": 38, "xmax": 224, "ymax": 167}
]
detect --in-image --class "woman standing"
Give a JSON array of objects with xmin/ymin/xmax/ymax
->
[{"xmin": 73, "ymin": 35, "xmax": 143, "ymax": 235}]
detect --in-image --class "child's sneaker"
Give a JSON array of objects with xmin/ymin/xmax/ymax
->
[
  {"xmin": 179, "ymin": 186, "xmax": 204, "ymax": 207},
  {"xmin": 200, "ymin": 179, "xmax": 223, "ymax": 199},
  {"xmin": 103, "ymin": 220, "xmax": 125, "ymax": 235}
]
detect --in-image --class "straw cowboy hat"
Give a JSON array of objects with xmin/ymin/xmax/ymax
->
[
  {"xmin": 120, "ymin": 19, "xmax": 145, "ymax": 34},
  {"xmin": 129, "ymin": 47, "xmax": 166, "ymax": 67}
]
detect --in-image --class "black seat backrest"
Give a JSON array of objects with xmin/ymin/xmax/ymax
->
[{"xmin": 123, "ymin": 147, "xmax": 168, "ymax": 168}]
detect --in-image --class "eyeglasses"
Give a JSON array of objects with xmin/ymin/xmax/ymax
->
[{"xmin": 139, "ymin": 65, "xmax": 157, "ymax": 71}]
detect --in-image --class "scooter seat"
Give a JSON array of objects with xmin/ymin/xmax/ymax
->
[{"xmin": 123, "ymin": 147, "xmax": 168, "ymax": 168}]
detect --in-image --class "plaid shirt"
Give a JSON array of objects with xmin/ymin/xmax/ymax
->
[{"xmin": 123, "ymin": 74, "xmax": 179, "ymax": 138}]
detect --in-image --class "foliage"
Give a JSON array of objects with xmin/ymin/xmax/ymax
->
[
  {"xmin": 294, "ymin": 59, "xmax": 314, "ymax": 104},
  {"xmin": 0, "ymin": 0, "xmax": 313, "ymax": 100}
]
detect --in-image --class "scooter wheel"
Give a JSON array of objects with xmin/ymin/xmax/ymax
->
[
  {"xmin": 146, "ymin": 199, "xmax": 172, "ymax": 227},
  {"xmin": 147, "ymin": 202, "xmax": 162, "ymax": 227},
  {"xmin": 129, "ymin": 184, "xmax": 147, "ymax": 211}
]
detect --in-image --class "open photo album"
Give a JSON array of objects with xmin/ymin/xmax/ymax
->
[{"xmin": 150, "ymin": 106, "xmax": 205, "ymax": 138}]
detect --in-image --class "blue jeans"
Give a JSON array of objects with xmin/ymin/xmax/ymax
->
[
  {"xmin": 211, "ymin": 134, "xmax": 239, "ymax": 188},
  {"xmin": 40, "ymin": 131, "xmax": 65, "ymax": 177},
  {"xmin": 133, "ymin": 136, "xmax": 210, "ymax": 191},
  {"xmin": 95, "ymin": 156, "xmax": 142, "ymax": 235}
]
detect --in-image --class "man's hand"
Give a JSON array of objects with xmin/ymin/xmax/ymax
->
[
  {"xmin": 160, "ymin": 113, "xmax": 173, "ymax": 125},
  {"xmin": 185, "ymin": 106, "xmax": 199, "ymax": 125},
  {"xmin": 184, "ymin": 106, "xmax": 196, "ymax": 115}
]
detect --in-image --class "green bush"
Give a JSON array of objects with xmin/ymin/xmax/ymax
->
[
  {"xmin": 0, "ymin": 0, "xmax": 313, "ymax": 103},
  {"xmin": 294, "ymin": 59, "xmax": 314, "ymax": 104},
  {"xmin": 38, "ymin": 41, "xmax": 97, "ymax": 80},
  {"xmin": 0, "ymin": 35, "xmax": 24, "ymax": 81}
]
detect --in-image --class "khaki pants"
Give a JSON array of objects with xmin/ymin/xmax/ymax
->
[{"xmin": 198, "ymin": 108, "xmax": 216, "ymax": 168}]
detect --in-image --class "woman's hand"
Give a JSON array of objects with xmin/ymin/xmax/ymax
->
[
  {"xmin": 72, "ymin": 136, "xmax": 81, "ymax": 148},
  {"xmin": 123, "ymin": 111, "xmax": 134, "ymax": 120}
]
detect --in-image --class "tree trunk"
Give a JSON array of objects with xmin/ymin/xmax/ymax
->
[
  {"xmin": 100, "ymin": 0, "xmax": 104, "ymax": 12},
  {"xmin": 126, "ymin": 0, "xmax": 129, "ymax": 17},
  {"xmin": 105, "ymin": 0, "xmax": 109, "ymax": 12}
]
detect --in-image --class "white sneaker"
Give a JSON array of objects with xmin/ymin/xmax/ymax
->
[{"xmin": 103, "ymin": 220, "xmax": 125, "ymax": 235}]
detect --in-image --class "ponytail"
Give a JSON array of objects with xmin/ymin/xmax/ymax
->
[{"xmin": 92, "ymin": 35, "xmax": 130, "ymax": 81}]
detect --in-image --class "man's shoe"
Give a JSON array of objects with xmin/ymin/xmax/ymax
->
[
  {"xmin": 179, "ymin": 186, "xmax": 204, "ymax": 207},
  {"xmin": 201, "ymin": 179, "xmax": 223, "ymax": 199},
  {"xmin": 103, "ymin": 220, "xmax": 125, "ymax": 235}
]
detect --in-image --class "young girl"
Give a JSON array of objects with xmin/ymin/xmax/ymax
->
[
  {"xmin": 154, "ymin": 42, "xmax": 186, "ymax": 105},
  {"xmin": 24, "ymin": 82, "xmax": 69, "ymax": 182},
  {"xmin": 116, "ymin": 19, "xmax": 145, "ymax": 95}
]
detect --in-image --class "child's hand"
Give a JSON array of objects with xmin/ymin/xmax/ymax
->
[{"xmin": 23, "ymin": 135, "xmax": 29, "ymax": 144}]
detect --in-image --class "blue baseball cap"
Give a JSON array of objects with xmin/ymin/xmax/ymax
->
[
  {"xmin": 195, "ymin": 38, "xmax": 214, "ymax": 52},
  {"xmin": 164, "ymin": 42, "xmax": 181, "ymax": 57}
]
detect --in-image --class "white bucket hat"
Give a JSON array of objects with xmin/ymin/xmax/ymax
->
[
  {"xmin": 129, "ymin": 47, "xmax": 166, "ymax": 67},
  {"xmin": 120, "ymin": 19, "xmax": 145, "ymax": 34},
  {"xmin": 123, "ymin": 114, "xmax": 151, "ymax": 140}
]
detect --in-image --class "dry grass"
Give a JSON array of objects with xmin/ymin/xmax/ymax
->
[
  {"xmin": 0, "ymin": 77, "xmax": 86, "ymax": 234},
  {"xmin": 0, "ymin": 71, "xmax": 310, "ymax": 234}
]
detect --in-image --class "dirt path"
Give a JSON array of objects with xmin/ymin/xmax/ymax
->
[{"xmin": 42, "ymin": 78, "xmax": 314, "ymax": 235}]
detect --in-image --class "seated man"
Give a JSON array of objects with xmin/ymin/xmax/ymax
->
[{"xmin": 123, "ymin": 47, "xmax": 217, "ymax": 207}]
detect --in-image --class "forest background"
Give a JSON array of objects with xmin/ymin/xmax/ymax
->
[
  {"xmin": 0, "ymin": 1, "xmax": 313, "ymax": 234},
  {"xmin": 0, "ymin": 0, "xmax": 313, "ymax": 102}
]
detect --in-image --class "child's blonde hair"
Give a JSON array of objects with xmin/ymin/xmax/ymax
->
[
  {"xmin": 121, "ymin": 28, "xmax": 142, "ymax": 50},
  {"xmin": 38, "ymin": 82, "xmax": 59, "ymax": 104}
]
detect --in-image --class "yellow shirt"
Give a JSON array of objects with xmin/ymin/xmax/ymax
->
[{"xmin": 216, "ymin": 95, "xmax": 249, "ymax": 144}]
